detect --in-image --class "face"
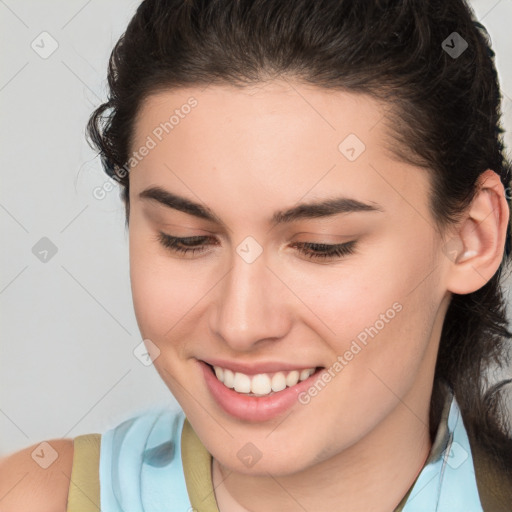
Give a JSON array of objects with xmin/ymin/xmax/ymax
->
[{"xmin": 128, "ymin": 80, "xmax": 452, "ymax": 476}]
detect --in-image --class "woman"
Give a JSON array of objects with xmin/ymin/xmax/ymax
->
[{"xmin": 1, "ymin": 0, "xmax": 512, "ymax": 510}]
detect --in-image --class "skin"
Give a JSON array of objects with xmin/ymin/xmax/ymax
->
[{"xmin": 127, "ymin": 79, "xmax": 508, "ymax": 512}]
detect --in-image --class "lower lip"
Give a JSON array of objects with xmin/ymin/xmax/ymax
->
[{"xmin": 199, "ymin": 360, "xmax": 323, "ymax": 422}]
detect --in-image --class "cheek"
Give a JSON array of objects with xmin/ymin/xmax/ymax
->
[
  {"xmin": 289, "ymin": 235, "xmax": 434, "ymax": 338},
  {"xmin": 287, "ymin": 231, "xmax": 439, "ymax": 392},
  {"xmin": 129, "ymin": 232, "xmax": 204, "ymax": 340}
]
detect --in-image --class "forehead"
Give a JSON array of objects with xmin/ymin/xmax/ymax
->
[
  {"xmin": 130, "ymin": 81, "xmax": 397, "ymax": 180},
  {"xmin": 132, "ymin": 80, "xmax": 390, "ymax": 152},
  {"xmin": 128, "ymin": 81, "xmax": 430, "ymax": 224}
]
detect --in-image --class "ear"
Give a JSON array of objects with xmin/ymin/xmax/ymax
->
[{"xmin": 445, "ymin": 169, "xmax": 510, "ymax": 295}]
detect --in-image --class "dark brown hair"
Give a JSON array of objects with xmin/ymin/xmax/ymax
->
[{"xmin": 86, "ymin": 0, "xmax": 512, "ymax": 469}]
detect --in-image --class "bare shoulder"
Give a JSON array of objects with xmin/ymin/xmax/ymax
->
[{"xmin": 0, "ymin": 438, "xmax": 74, "ymax": 512}]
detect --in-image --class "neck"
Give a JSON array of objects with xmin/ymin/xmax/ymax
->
[{"xmin": 212, "ymin": 386, "xmax": 433, "ymax": 512}]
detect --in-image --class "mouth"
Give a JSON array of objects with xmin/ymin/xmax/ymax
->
[
  {"xmin": 199, "ymin": 360, "xmax": 325, "ymax": 422},
  {"xmin": 204, "ymin": 362, "xmax": 324, "ymax": 397}
]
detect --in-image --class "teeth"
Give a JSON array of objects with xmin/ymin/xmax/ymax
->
[
  {"xmin": 251, "ymin": 373, "xmax": 271, "ymax": 395},
  {"xmin": 214, "ymin": 366, "xmax": 224, "ymax": 381},
  {"xmin": 223, "ymin": 369, "xmax": 235, "ymax": 389},
  {"xmin": 271, "ymin": 372, "xmax": 287, "ymax": 392},
  {"xmin": 286, "ymin": 370, "xmax": 300, "ymax": 387},
  {"xmin": 300, "ymin": 368, "xmax": 313, "ymax": 381},
  {"xmin": 212, "ymin": 365, "xmax": 316, "ymax": 396},
  {"xmin": 233, "ymin": 372, "xmax": 251, "ymax": 393}
]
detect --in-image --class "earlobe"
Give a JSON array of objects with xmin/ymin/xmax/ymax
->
[{"xmin": 445, "ymin": 170, "xmax": 509, "ymax": 295}]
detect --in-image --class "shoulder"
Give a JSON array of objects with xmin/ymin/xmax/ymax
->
[{"xmin": 0, "ymin": 438, "xmax": 74, "ymax": 512}]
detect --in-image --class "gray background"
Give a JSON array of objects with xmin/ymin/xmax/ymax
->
[{"xmin": 1, "ymin": 0, "xmax": 511, "ymax": 456}]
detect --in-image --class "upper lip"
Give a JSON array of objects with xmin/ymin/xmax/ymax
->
[{"xmin": 201, "ymin": 358, "xmax": 321, "ymax": 375}]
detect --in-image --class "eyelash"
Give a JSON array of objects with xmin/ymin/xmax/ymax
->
[{"xmin": 156, "ymin": 232, "xmax": 357, "ymax": 261}]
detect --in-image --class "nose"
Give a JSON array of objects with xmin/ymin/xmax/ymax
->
[{"xmin": 209, "ymin": 246, "xmax": 292, "ymax": 352}]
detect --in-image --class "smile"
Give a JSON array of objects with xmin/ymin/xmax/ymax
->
[{"xmin": 212, "ymin": 365, "xmax": 317, "ymax": 396}]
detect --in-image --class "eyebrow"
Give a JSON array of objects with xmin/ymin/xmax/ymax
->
[{"xmin": 138, "ymin": 186, "xmax": 383, "ymax": 226}]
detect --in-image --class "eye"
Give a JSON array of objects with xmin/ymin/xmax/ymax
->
[
  {"xmin": 290, "ymin": 240, "xmax": 357, "ymax": 260},
  {"xmin": 156, "ymin": 233, "xmax": 215, "ymax": 256},
  {"xmin": 156, "ymin": 232, "xmax": 357, "ymax": 261}
]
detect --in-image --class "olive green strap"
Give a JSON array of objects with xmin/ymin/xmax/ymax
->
[
  {"xmin": 181, "ymin": 419, "xmax": 220, "ymax": 512},
  {"xmin": 66, "ymin": 433, "xmax": 101, "ymax": 512}
]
